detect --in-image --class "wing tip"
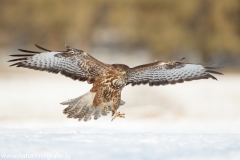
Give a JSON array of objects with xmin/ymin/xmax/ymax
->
[
  {"xmin": 18, "ymin": 49, "xmax": 40, "ymax": 54},
  {"xmin": 179, "ymin": 57, "xmax": 186, "ymax": 61},
  {"xmin": 8, "ymin": 58, "xmax": 27, "ymax": 62},
  {"xmin": 206, "ymin": 70, "xmax": 224, "ymax": 75},
  {"xmin": 10, "ymin": 54, "xmax": 34, "ymax": 57},
  {"xmin": 9, "ymin": 62, "xmax": 23, "ymax": 67},
  {"xmin": 34, "ymin": 44, "xmax": 51, "ymax": 52},
  {"xmin": 207, "ymin": 74, "xmax": 218, "ymax": 81}
]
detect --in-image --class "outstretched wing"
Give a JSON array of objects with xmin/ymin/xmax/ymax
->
[
  {"xmin": 127, "ymin": 58, "xmax": 223, "ymax": 86},
  {"xmin": 9, "ymin": 44, "xmax": 109, "ymax": 83}
]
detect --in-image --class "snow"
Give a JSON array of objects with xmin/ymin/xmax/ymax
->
[{"xmin": 1, "ymin": 121, "xmax": 240, "ymax": 160}]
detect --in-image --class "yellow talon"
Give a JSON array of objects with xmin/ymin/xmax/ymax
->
[{"xmin": 111, "ymin": 112, "xmax": 125, "ymax": 121}]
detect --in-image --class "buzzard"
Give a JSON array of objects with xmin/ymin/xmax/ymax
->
[{"xmin": 9, "ymin": 44, "xmax": 222, "ymax": 121}]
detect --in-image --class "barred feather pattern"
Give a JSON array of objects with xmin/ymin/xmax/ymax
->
[
  {"xmin": 127, "ymin": 61, "xmax": 222, "ymax": 86},
  {"xmin": 9, "ymin": 45, "xmax": 108, "ymax": 82},
  {"xmin": 61, "ymin": 92, "xmax": 125, "ymax": 122}
]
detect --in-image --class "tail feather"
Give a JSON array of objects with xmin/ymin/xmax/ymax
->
[
  {"xmin": 61, "ymin": 95, "xmax": 82, "ymax": 105},
  {"xmin": 63, "ymin": 99, "xmax": 81, "ymax": 114},
  {"xmin": 67, "ymin": 102, "xmax": 82, "ymax": 118},
  {"xmin": 93, "ymin": 110, "xmax": 101, "ymax": 120},
  {"xmin": 84, "ymin": 107, "xmax": 94, "ymax": 122},
  {"xmin": 61, "ymin": 92, "xmax": 126, "ymax": 122},
  {"xmin": 77, "ymin": 105, "xmax": 88, "ymax": 121}
]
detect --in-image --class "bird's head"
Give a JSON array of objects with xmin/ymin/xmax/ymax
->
[{"xmin": 112, "ymin": 64, "xmax": 130, "ymax": 80}]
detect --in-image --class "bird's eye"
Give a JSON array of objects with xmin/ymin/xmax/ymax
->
[{"xmin": 122, "ymin": 71, "xmax": 126, "ymax": 75}]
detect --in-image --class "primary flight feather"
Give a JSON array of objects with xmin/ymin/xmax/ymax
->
[{"xmin": 9, "ymin": 44, "xmax": 223, "ymax": 121}]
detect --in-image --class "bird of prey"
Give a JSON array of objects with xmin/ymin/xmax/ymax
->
[{"xmin": 9, "ymin": 44, "xmax": 222, "ymax": 122}]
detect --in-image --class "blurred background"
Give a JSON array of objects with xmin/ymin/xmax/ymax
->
[
  {"xmin": 1, "ymin": 0, "xmax": 240, "ymax": 65},
  {"xmin": 0, "ymin": 0, "xmax": 239, "ymax": 131}
]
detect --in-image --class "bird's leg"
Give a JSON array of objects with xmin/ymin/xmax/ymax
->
[
  {"xmin": 101, "ymin": 102, "xmax": 109, "ymax": 113},
  {"xmin": 111, "ymin": 110, "xmax": 125, "ymax": 121},
  {"xmin": 111, "ymin": 92, "xmax": 125, "ymax": 121}
]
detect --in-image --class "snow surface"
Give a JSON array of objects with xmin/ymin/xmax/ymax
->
[{"xmin": 1, "ymin": 120, "xmax": 240, "ymax": 160}]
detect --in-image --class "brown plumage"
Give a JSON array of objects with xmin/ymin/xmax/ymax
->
[{"xmin": 8, "ymin": 44, "xmax": 223, "ymax": 122}]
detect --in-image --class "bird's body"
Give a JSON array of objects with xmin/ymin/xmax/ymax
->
[
  {"xmin": 90, "ymin": 64, "xmax": 128, "ymax": 119},
  {"xmin": 9, "ymin": 44, "xmax": 222, "ymax": 121}
]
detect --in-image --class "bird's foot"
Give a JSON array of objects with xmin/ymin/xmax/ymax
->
[
  {"xmin": 111, "ymin": 112, "xmax": 125, "ymax": 121},
  {"xmin": 101, "ymin": 102, "xmax": 109, "ymax": 112}
]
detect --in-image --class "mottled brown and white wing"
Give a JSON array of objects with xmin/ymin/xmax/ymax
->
[
  {"xmin": 9, "ymin": 44, "xmax": 109, "ymax": 83},
  {"xmin": 127, "ymin": 60, "xmax": 223, "ymax": 86}
]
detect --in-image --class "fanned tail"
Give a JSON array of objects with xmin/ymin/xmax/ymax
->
[{"xmin": 61, "ymin": 92, "xmax": 125, "ymax": 122}]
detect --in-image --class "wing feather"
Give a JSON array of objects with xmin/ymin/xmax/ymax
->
[
  {"xmin": 127, "ymin": 60, "xmax": 222, "ymax": 86},
  {"xmin": 34, "ymin": 44, "xmax": 51, "ymax": 52},
  {"xmin": 8, "ymin": 45, "xmax": 109, "ymax": 83}
]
